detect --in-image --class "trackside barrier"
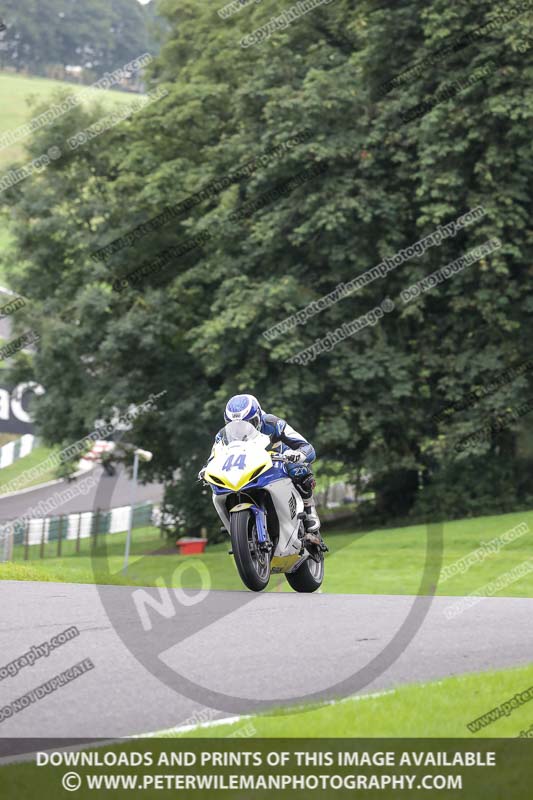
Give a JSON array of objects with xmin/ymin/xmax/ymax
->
[
  {"xmin": 0, "ymin": 502, "xmax": 157, "ymax": 562},
  {"xmin": 0, "ymin": 434, "xmax": 36, "ymax": 468}
]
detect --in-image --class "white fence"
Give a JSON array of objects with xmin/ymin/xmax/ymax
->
[
  {"xmin": 0, "ymin": 434, "xmax": 36, "ymax": 470},
  {"xmin": 0, "ymin": 502, "xmax": 157, "ymax": 562}
]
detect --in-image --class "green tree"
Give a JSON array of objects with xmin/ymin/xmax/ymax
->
[{"xmin": 2, "ymin": 0, "xmax": 532, "ymax": 528}]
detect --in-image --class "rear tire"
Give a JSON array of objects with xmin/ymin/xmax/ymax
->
[
  {"xmin": 285, "ymin": 551, "xmax": 324, "ymax": 593},
  {"xmin": 230, "ymin": 510, "xmax": 270, "ymax": 592}
]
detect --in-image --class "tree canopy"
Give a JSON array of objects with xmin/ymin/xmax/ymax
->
[{"xmin": 2, "ymin": 0, "xmax": 532, "ymax": 533}]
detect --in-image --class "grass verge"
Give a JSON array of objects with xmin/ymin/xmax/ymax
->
[
  {"xmin": 0, "ymin": 444, "xmax": 60, "ymax": 494},
  {"xmin": 1, "ymin": 509, "xmax": 533, "ymax": 597},
  {"xmin": 164, "ymin": 662, "xmax": 533, "ymax": 738}
]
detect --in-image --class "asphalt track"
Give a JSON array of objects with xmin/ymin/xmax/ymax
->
[
  {"xmin": 0, "ymin": 580, "xmax": 532, "ymax": 754},
  {"xmin": 0, "ymin": 464, "xmax": 163, "ymax": 522}
]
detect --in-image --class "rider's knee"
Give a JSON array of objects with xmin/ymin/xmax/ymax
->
[{"xmin": 293, "ymin": 471, "xmax": 316, "ymax": 500}]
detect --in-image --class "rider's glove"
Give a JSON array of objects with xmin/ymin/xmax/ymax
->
[{"xmin": 284, "ymin": 450, "xmax": 306, "ymax": 463}]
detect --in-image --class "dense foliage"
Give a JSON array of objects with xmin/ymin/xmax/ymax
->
[{"xmin": 2, "ymin": 0, "xmax": 532, "ymax": 536}]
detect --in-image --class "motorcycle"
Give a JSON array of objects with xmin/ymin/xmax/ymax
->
[{"xmin": 202, "ymin": 420, "xmax": 325, "ymax": 593}]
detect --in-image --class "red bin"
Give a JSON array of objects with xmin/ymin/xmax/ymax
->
[{"xmin": 176, "ymin": 537, "xmax": 208, "ymax": 555}]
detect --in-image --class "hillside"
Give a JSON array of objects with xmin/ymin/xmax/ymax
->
[
  {"xmin": 0, "ymin": 72, "xmax": 138, "ymax": 167},
  {"xmin": 0, "ymin": 72, "xmax": 140, "ymax": 285}
]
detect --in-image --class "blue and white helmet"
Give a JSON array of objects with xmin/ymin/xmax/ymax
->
[{"xmin": 224, "ymin": 394, "xmax": 262, "ymax": 430}]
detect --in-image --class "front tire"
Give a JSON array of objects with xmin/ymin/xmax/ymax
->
[
  {"xmin": 285, "ymin": 551, "xmax": 324, "ymax": 593},
  {"xmin": 230, "ymin": 510, "xmax": 270, "ymax": 592}
]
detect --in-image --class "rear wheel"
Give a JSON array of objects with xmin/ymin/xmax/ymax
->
[
  {"xmin": 285, "ymin": 550, "xmax": 324, "ymax": 593},
  {"xmin": 230, "ymin": 510, "xmax": 270, "ymax": 592}
]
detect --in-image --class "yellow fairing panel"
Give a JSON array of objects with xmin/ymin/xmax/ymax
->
[
  {"xmin": 270, "ymin": 554, "xmax": 302, "ymax": 574},
  {"xmin": 205, "ymin": 457, "xmax": 270, "ymax": 491}
]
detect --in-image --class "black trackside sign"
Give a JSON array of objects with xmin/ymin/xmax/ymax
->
[{"xmin": 0, "ymin": 380, "xmax": 44, "ymax": 434}]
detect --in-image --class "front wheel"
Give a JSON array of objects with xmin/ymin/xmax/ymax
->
[
  {"xmin": 285, "ymin": 551, "xmax": 324, "ymax": 593},
  {"xmin": 230, "ymin": 510, "xmax": 270, "ymax": 592}
]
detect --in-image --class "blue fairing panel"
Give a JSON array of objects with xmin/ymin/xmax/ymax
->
[
  {"xmin": 211, "ymin": 485, "xmax": 231, "ymax": 495},
  {"xmin": 254, "ymin": 465, "xmax": 287, "ymax": 487}
]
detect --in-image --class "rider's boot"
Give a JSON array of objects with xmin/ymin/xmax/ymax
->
[{"xmin": 303, "ymin": 497, "xmax": 328, "ymax": 550}]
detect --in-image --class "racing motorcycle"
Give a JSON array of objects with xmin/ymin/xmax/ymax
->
[{"xmin": 202, "ymin": 420, "xmax": 325, "ymax": 593}]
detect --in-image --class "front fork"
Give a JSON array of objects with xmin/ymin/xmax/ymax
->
[
  {"xmin": 250, "ymin": 505, "xmax": 273, "ymax": 553},
  {"xmin": 226, "ymin": 498, "xmax": 272, "ymax": 553}
]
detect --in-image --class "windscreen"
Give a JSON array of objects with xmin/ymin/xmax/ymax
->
[{"xmin": 221, "ymin": 420, "xmax": 262, "ymax": 444}]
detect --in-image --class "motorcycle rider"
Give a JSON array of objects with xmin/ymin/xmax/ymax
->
[{"xmin": 201, "ymin": 394, "xmax": 324, "ymax": 544}]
